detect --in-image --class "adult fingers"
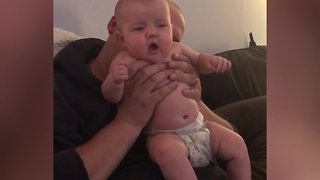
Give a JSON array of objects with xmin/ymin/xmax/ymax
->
[
  {"xmin": 131, "ymin": 63, "xmax": 169, "ymax": 86},
  {"xmin": 128, "ymin": 60, "xmax": 151, "ymax": 78},
  {"xmin": 181, "ymin": 88, "xmax": 201, "ymax": 102},
  {"xmin": 141, "ymin": 68, "xmax": 174, "ymax": 92},
  {"xmin": 168, "ymin": 70, "xmax": 198, "ymax": 87},
  {"xmin": 168, "ymin": 60, "xmax": 194, "ymax": 74},
  {"xmin": 150, "ymin": 81, "xmax": 178, "ymax": 104}
]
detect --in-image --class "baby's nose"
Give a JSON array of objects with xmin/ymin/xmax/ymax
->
[{"xmin": 145, "ymin": 27, "xmax": 158, "ymax": 38}]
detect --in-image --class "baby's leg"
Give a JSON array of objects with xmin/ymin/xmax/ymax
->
[
  {"xmin": 147, "ymin": 133, "xmax": 197, "ymax": 180},
  {"xmin": 206, "ymin": 122, "xmax": 251, "ymax": 180}
]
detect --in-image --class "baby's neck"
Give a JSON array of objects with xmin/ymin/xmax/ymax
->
[{"xmin": 136, "ymin": 54, "xmax": 171, "ymax": 64}]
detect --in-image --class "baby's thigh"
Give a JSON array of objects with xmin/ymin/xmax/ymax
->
[
  {"xmin": 147, "ymin": 133, "xmax": 188, "ymax": 161},
  {"xmin": 207, "ymin": 122, "xmax": 245, "ymax": 161}
]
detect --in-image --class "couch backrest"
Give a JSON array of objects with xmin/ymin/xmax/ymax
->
[{"xmin": 200, "ymin": 46, "xmax": 266, "ymax": 109}]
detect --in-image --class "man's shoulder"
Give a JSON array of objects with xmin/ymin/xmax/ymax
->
[
  {"xmin": 54, "ymin": 38, "xmax": 105, "ymax": 73},
  {"xmin": 65, "ymin": 38, "xmax": 104, "ymax": 47},
  {"xmin": 68, "ymin": 38, "xmax": 105, "ymax": 47},
  {"xmin": 55, "ymin": 38, "xmax": 105, "ymax": 61}
]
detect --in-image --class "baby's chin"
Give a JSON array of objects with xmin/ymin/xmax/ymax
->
[
  {"xmin": 132, "ymin": 51, "xmax": 168, "ymax": 64},
  {"xmin": 144, "ymin": 54, "xmax": 168, "ymax": 64}
]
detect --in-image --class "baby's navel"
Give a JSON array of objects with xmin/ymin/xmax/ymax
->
[{"xmin": 183, "ymin": 115, "xmax": 189, "ymax": 119}]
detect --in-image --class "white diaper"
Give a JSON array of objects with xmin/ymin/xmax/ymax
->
[
  {"xmin": 146, "ymin": 113, "xmax": 212, "ymax": 167},
  {"xmin": 177, "ymin": 113, "xmax": 212, "ymax": 167}
]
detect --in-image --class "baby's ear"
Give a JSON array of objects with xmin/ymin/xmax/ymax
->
[
  {"xmin": 115, "ymin": 30, "xmax": 127, "ymax": 48},
  {"xmin": 115, "ymin": 30, "xmax": 121, "ymax": 40}
]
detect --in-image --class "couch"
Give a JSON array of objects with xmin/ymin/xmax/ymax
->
[
  {"xmin": 200, "ymin": 45, "xmax": 266, "ymax": 180},
  {"xmin": 54, "ymin": 27, "xmax": 266, "ymax": 179}
]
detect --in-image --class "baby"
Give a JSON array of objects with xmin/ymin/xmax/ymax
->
[{"xmin": 101, "ymin": 0, "xmax": 250, "ymax": 180}]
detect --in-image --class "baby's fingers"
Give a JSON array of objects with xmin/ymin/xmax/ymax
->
[{"xmin": 216, "ymin": 58, "xmax": 231, "ymax": 73}]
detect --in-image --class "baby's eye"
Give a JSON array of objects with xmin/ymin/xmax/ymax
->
[
  {"xmin": 133, "ymin": 27, "xmax": 144, "ymax": 31},
  {"xmin": 158, "ymin": 24, "xmax": 167, "ymax": 28}
]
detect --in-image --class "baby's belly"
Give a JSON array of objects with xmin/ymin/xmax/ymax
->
[{"xmin": 146, "ymin": 84, "xmax": 199, "ymax": 131}]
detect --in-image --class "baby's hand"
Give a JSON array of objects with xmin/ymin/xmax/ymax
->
[
  {"xmin": 198, "ymin": 54, "xmax": 232, "ymax": 74},
  {"xmin": 112, "ymin": 64, "xmax": 129, "ymax": 84},
  {"xmin": 210, "ymin": 55, "xmax": 231, "ymax": 73}
]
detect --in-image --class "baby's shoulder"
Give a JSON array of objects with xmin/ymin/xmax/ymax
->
[
  {"xmin": 117, "ymin": 50, "xmax": 130, "ymax": 58},
  {"xmin": 170, "ymin": 42, "xmax": 183, "ymax": 56},
  {"xmin": 114, "ymin": 50, "xmax": 137, "ymax": 63},
  {"xmin": 171, "ymin": 42, "xmax": 183, "ymax": 51}
]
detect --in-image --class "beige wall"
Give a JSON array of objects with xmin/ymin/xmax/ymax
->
[{"xmin": 54, "ymin": 0, "xmax": 266, "ymax": 53}]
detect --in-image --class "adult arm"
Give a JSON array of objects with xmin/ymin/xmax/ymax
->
[
  {"xmin": 54, "ymin": 84, "xmax": 91, "ymax": 180},
  {"xmin": 198, "ymin": 101, "xmax": 234, "ymax": 131},
  {"xmin": 76, "ymin": 63, "xmax": 178, "ymax": 180},
  {"xmin": 54, "ymin": 79, "xmax": 137, "ymax": 180}
]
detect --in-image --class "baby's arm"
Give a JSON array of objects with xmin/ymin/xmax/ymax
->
[
  {"xmin": 197, "ymin": 53, "xmax": 231, "ymax": 74},
  {"xmin": 101, "ymin": 51, "xmax": 132, "ymax": 103},
  {"xmin": 176, "ymin": 42, "xmax": 231, "ymax": 74}
]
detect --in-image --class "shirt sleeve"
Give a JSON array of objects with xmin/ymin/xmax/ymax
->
[
  {"xmin": 54, "ymin": 76, "xmax": 89, "ymax": 180},
  {"xmin": 54, "ymin": 149, "xmax": 89, "ymax": 180}
]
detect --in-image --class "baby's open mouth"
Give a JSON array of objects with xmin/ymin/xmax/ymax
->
[{"xmin": 149, "ymin": 42, "xmax": 158, "ymax": 51}]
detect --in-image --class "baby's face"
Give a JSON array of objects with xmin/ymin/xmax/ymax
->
[{"xmin": 118, "ymin": 0, "xmax": 173, "ymax": 63}]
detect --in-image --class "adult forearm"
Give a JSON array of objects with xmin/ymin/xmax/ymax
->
[
  {"xmin": 76, "ymin": 117, "xmax": 143, "ymax": 180},
  {"xmin": 198, "ymin": 101, "xmax": 234, "ymax": 131}
]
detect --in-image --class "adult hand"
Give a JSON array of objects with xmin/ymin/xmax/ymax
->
[
  {"xmin": 116, "ymin": 61, "xmax": 178, "ymax": 128},
  {"xmin": 168, "ymin": 53, "xmax": 202, "ymax": 102},
  {"xmin": 168, "ymin": 54, "xmax": 234, "ymax": 131}
]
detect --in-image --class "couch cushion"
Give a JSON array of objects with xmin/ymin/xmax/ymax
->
[
  {"xmin": 215, "ymin": 96, "xmax": 266, "ymax": 180},
  {"xmin": 200, "ymin": 46, "xmax": 266, "ymax": 108}
]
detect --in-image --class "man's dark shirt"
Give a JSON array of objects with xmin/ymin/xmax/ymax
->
[{"xmin": 54, "ymin": 38, "xmax": 227, "ymax": 180}]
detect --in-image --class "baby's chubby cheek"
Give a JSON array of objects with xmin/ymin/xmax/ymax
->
[{"xmin": 128, "ymin": 46, "xmax": 146, "ymax": 59}]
